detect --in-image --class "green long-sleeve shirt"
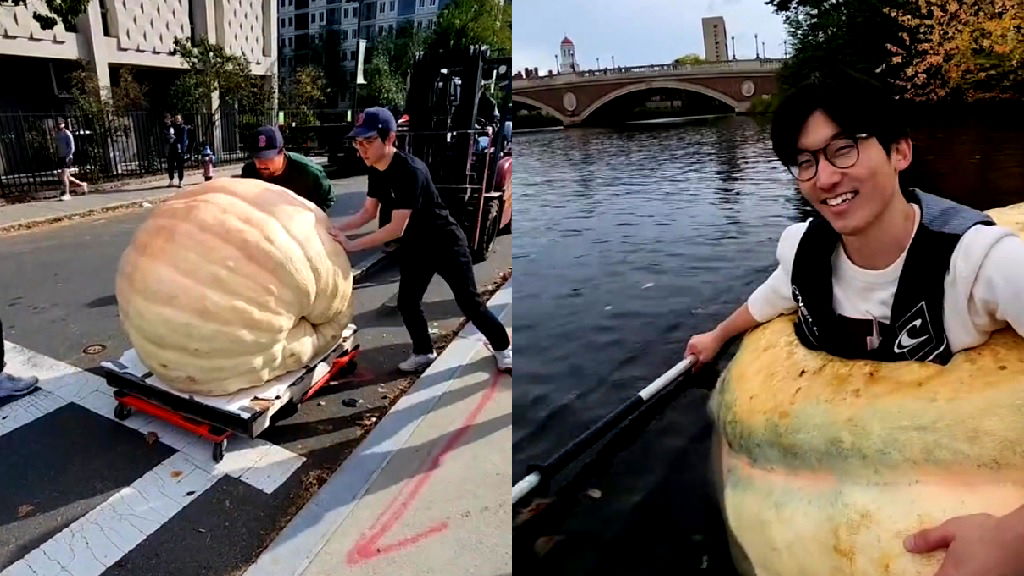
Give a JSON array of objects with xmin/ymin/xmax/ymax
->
[{"xmin": 240, "ymin": 151, "xmax": 335, "ymax": 212}]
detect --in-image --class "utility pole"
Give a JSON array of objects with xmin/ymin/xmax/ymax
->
[
  {"xmin": 596, "ymin": 57, "xmax": 600, "ymax": 69},
  {"xmin": 755, "ymin": 33, "xmax": 760, "ymax": 58},
  {"xmin": 555, "ymin": 53, "xmax": 559, "ymax": 73},
  {"xmin": 731, "ymin": 35, "xmax": 736, "ymax": 59},
  {"xmin": 762, "ymin": 41, "xmax": 766, "ymax": 59}
]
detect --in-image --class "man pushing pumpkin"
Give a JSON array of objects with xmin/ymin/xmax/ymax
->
[
  {"xmin": 328, "ymin": 107, "xmax": 512, "ymax": 374},
  {"xmin": 686, "ymin": 69, "xmax": 1024, "ymax": 575}
]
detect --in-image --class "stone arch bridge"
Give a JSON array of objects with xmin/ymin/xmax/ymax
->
[{"xmin": 512, "ymin": 59, "xmax": 785, "ymax": 125}]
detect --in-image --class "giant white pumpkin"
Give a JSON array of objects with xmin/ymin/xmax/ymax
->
[
  {"xmin": 711, "ymin": 201, "xmax": 1024, "ymax": 576},
  {"xmin": 115, "ymin": 178, "xmax": 354, "ymax": 396}
]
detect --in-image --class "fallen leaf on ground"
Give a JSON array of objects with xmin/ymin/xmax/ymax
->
[
  {"xmin": 170, "ymin": 470, "xmax": 183, "ymax": 479},
  {"xmin": 17, "ymin": 505, "xmax": 35, "ymax": 518},
  {"xmin": 145, "ymin": 431, "xmax": 159, "ymax": 445}
]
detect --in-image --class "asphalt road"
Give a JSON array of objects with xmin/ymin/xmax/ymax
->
[{"xmin": 0, "ymin": 176, "xmax": 511, "ymax": 576}]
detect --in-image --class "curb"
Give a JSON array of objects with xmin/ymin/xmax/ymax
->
[
  {"xmin": 242, "ymin": 281, "xmax": 512, "ymax": 576},
  {"xmin": 0, "ymin": 195, "xmax": 177, "ymax": 236}
]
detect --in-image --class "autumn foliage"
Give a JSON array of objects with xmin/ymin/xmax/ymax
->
[
  {"xmin": 770, "ymin": 0, "xmax": 1024, "ymax": 104},
  {"xmin": 888, "ymin": 0, "xmax": 1024, "ymax": 101}
]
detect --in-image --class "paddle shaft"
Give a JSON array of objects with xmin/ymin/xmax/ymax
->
[{"xmin": 512, "ymin": 355, "xmax": 698, "ymax": 505}]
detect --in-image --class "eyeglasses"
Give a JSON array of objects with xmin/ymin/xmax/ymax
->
[
  {"xmin": 352, "ymin": 136, "xmax": 379, "ymax": 149},
  {"xmin": 787, "ymin": 134, "xmax": 871, "ymax": 182}
]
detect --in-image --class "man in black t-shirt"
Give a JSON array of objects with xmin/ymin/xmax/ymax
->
[{"xmin": 329, "ymin": 107, "xmax": 511, "ymax": 374}]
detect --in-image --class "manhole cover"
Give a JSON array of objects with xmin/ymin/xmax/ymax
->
[{"xmin": 83, "ymin": 344, "xmax": 106, "ymax": 355}]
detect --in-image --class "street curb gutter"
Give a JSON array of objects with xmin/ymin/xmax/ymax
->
[
  {"xmin": 0, "ymin": 195, "xmax": 176, "ymax": 236},
  {"xmin": 242, "ymin": 282, "xmax": 512, "ymax": 576}
]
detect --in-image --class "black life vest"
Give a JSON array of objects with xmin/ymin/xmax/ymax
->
[{"xmin": 791, "ymin": 189, "xmax": 994, "ymax": 365}]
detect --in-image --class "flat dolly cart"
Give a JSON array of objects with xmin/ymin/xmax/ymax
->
[{"xmin": 99, "ymin": 324, "xmax": 360, "ymax": 463}]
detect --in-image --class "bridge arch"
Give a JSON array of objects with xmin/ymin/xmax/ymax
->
[
  {"xmin": 579, "ymin": 79, "xmax": 745, "ymax": 122},
  {"xmin": 511, "ymin": 94, "xmax": 570, "ymax": 125}
]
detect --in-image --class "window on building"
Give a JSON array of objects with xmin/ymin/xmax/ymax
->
[
  {"xmin": 288, "ymin": 16, "xmax": 293, "ymax": 26},
  {"xmin": 311, "ymin": 13, "xmax": 315, "ymax": 23},
  {"xmin": 389, "ymin": 0, "xmax": 395, "ymax": 11},
  {"xmin": 343, "ymin": 7, "xmax": 348, "ymax": 18},
  {"xmin": 379, "ymin": 2, "xmax": 385, "ymax": 13},
  {"xmin": 416, "ymin": 20, "xmax": 421, "ymax": 29},
  {"xmin": 378, "ymin": 25, "xmax": 384, "ymax": 35},
  {"xmin": 281, "ymin": 18, "xmax": 286, "ymax": 27},
  {"xmin": 280, "ymin": 0, "xmax": 285, "ymax": 7},
  {"xmin": 388, "ymin": 23, "xmax": 393, "ymax": 33},
  {"xmin": 320, "ymin": 11, "xmax": 324, "ymax": 22},
  {"xmin": 430, "ymin": 0, "xmax": 435, "ymax": 6},
  {"xmin": 419, "ymin": 0, "xmax": 425, "ymax": 7}
]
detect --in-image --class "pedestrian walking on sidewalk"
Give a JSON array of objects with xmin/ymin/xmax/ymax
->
[
  {"xmin": 329, "ymin": 107, "xmax": 511, "ymax": 374},
  {"xmin": 0, "ymin": 317, "xmax": 38, "ymax": 397},
  {"xmin": 163, "ymin": 114, "xmax": 186, "ymax": 187},
  {"xmin": 54, "ymin": 118, "xmax": 88, "ymax": 201}
]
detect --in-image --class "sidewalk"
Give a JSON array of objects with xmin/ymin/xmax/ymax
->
[
  {"xmin": 244, "ymin": 283, "xmax": 513, "ymax": 576},
  {"xmin": 0, "ymin": 159, "xmax": 393, "ymax": 278},
  {"xmin": 0, "ymin": 163, "xmax": 246, "ymax": 235}
]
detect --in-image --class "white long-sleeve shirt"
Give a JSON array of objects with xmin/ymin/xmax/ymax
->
[{"xmin": 746, "ymin": 214, "xmax": 1024, "ymax": 354}]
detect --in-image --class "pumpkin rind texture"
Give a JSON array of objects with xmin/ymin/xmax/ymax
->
[
  {"xmin": 115, "ymin": 178, "xmax": 354, "ymax": 396},
  {"xmin": 712, "ymin": 201, "xmax": 1024, "ymax": 576}
]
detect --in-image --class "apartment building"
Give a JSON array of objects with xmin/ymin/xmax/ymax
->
[{"xmin": 277, "ymin": 0, "xmax": 451, "ymax": 107}]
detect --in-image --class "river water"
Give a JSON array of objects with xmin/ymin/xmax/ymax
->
[{"xmin": 510, "ymin": 113, "xmax": 1024, "ymax": 574}]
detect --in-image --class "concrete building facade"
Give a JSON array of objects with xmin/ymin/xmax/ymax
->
[
  {"xmin": 701, "ymin": 16, "xmax": 729, "ymax": 62},
  {"xmin": 0, "ymin": 0, "xmax": 277, "ymax": 112}
]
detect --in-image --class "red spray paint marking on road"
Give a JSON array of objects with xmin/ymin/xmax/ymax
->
[{"xmin": 346, "ymin": 371, "xmax": 507, "ymax": 566}]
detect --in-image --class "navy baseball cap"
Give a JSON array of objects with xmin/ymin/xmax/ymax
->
[
  {"xmin": 251, "ymin": 125, "xmax": 284, "ymax": 159},
  {"xmin": 347, "ymin": 107, "xmax": 397, "ymax": 139}
]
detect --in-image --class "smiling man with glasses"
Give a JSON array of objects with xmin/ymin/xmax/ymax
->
[{"xmin": 687, "ymin": 70, "xmax": 1024, "ymax": 574}]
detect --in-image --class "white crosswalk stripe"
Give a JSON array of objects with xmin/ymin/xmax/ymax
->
[{"xmin": 0, "ymin": 341, "xmax": 308, "ymax": 576}]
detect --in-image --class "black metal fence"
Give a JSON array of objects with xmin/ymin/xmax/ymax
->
[{"xmin": 0, "ymin": 108, "xmax": 351, "ymax": 199}]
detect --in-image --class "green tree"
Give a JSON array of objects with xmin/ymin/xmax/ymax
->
[
  {"xmin": 282, "ymin": 65, "xmax": 327, "ymax": 113},
  {"xmin": 767, "ymin": 0, "xmax": 914, "ymax": 94},
  {"xmin": 888, "ymin": 0, "xmax": 1024, "ymax": 102},
  {"xmin": 673, "ymin": 53, "xmax": 705, "ymax": 66},
  {"xmin": 0, "ymin": 0, "xmax": 90, "ymax": 31},
  {"xmin": 169, "ymin": 37, "xmax": 272, "ymax": 114},
  {"xmin": 429, "ymin": 0, "xmax": 510, "ymax": 58},
  {"xmin": 363, "ymin": 34, "xmax": 407, "ymax": 108}
]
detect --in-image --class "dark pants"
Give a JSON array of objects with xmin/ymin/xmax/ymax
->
[
  {"xmin": 398, "ymin": 245, "xmax": 509, "ymax": 355},
  {"xmin": 167, "ymin": 149, "xmax": 184, "ymax": 182}
]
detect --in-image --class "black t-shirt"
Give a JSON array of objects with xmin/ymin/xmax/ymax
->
[{"xmin": 367, "ymin": 151, "xmax": 466, "ymax": 249}]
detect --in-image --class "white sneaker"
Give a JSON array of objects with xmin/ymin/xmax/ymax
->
[
  {"xmin": 494, "ymin": 348, "xmax": 511, "ymax": 373},
  {"xmin": 398, "ymin": 352, "xmax": 437, "ymax": 373},
  {"xmin": 0, "ymin": 373, "xmax": 39, "ymax": 397}
]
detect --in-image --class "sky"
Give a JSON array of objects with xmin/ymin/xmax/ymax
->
[{"xmin": 512, "ymin": 0, "xmax": 789, "ymax": 75}]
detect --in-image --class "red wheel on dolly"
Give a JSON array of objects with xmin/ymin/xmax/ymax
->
[
  {"xmin": 213, "ymin": 439, "xmax": 227, "ymax": 462},
  {"xmin": 115, "ymin": 403, "xmax": 133, "ymax": 421}
]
